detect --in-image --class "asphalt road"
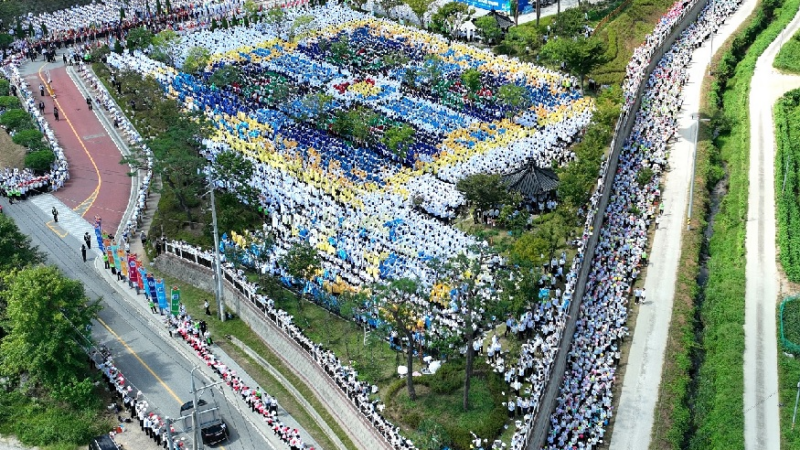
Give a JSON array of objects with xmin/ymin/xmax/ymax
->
[
  {"xmin": 0, "ymin": 195, "xmax": 290, "ymax": 450},
  {"xmin": 744, "ymin": 9, "xmax": 800, "ymax": 450},
  {"xmin": 607, "ymin": 0, "xmax": 757, "ymax": 448}
]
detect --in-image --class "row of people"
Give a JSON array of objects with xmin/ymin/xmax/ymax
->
[{"xmin": 542, "ymin": 0, "xmax": 742, "ymax": 447}]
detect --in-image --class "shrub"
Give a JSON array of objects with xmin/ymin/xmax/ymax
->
[
  {"xmin": 12, "ymin": 129, "xmax": 45, "ymax": 149},
  {"xmin": 24, "ymin": 150, "xmax": 55, "ymax": 173},
  {"xmin": 0, "ymin": 109, "xmax": 32, "ymax": 131},
  {"xmin": 0, "ymin": 95, "xmax": 17, "ymax": 109},
  {"xmin": 428, "ymin": 360, "xmax": 463, "ymax": 394}
]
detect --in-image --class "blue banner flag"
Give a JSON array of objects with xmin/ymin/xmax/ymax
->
[
  {"xmin": 139, "ymin": 266, "xmax": 148, "ymax": 298},
  {"xmin": 146, "ymin": 274, "xmax": 157, "ymax": 302},
  {"xmin": 156, "ymin": 279, "xmax": 168, "ymax": 310},
  {"xmin": 94, "ymin": 224, "xmax": 105, "ymax": 252}
]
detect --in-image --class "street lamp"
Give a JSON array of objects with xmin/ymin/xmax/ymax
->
[
  {"xmin": 688, "ymin": 113, "xmax": 711, "ymax": 230},
  {"xmin": 208, "ymin": 186, "xmax": 225, "ymax": 322},
  {"xmin": 189, "ymin": 365, "xmax": 226, "ymax": 450}
]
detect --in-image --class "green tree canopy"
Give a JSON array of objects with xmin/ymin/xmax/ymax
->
[
  {"xmin": 182, "ymin": 46, "xmax": 211, "ymax": 74},
  {"xmin": 474, "ymin": 15, "xmax": 502, "ymax": 44},
  {"xmin": 405, "ymin": 0, "xmax": 431, "ymax": 26},
  {"xmin": 0, "ymin": 33, "xmax": 12, "ymax": 50},
  {"xmin": 12, "ymin": 129, "xmax": 44, "ymax": 150},
  {"xmin": 539, "ymin": 36, "xmax": 607, "ymax": 91},
  {"xmin": 264, "ymin": 7, "xmax": 287, "ymax": 36},
  {"xmin": 126, "ymin": 27, "xmax": 153, "ymax": 50},
  {"xmin": 382, "ymin": 123, "xmax": 416, "ymax": 161},
  {"xmin": 456, "ymin": 173, "xmax": 515, "ymax": 222},
  {"xmin": 208, "ymin": 65, "xmax": 243, "ymax": 86},
  {"xmin": 460, "ymin": 68, "xmax": 482, "ymax": 97},
  {"xmin": 0, "ymin": 214, "xmax": 44, "ymax": 275},
  {"xmin": 374, "ymin": 278, "xmax": 425, "ymax": 400},
  {"xmin": 212, "ymin": 150, "xmax": 259, "ymax": 206},
  {"xmin": 497, "ymin": 83, "xmax": 531, "ymax": 115},
  {"xmin": 0, "ymin": 109, "xmax": 32, "ymax": 131},
  {"xmin": 499, "ymin": 25, "xmax": 541, "ymax": 59},
  {"xmin": 150, "ymin": 29, "xmax": 182, "ymax": 66},
  {"xmin": 0, "ymin": 266, "xmax": 101, "ymax": 405},
  {"xmin": 280, "ymin": 241, "xmax": 321, "ymax": 282},
  {"xmin": 431, "ymin": 2, "xmax": 474, "ymax": 38}
]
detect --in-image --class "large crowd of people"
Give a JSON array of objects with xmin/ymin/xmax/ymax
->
[
  {"xmin": 0, "ymin": 65, "xmax": 69, "ymax": 197},
  {"xmin": 0, "ymin": 0, "xmax": 746, "ymax": 447},
  {"xmin": 541, "ymin": 0, "xmax": 742, "ymax": 447}
]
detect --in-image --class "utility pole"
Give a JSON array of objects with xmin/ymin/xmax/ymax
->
[
  {"xmin": 191, "ymin": 366, "xmax": 201, "ymax": 450},
  {"xmin": 209, "ymin": 186, "xmax": 225, "ymax": 322},
  {"xmin": 165, "ymin": 417, "xmax": 174, "ymax": 450}
]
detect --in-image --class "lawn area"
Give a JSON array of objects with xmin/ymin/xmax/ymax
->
[
  {"xmin": 774, "ymin": 30, "xmax": 800, "ymax": 73},
  {"xmin": 779, "ymin": 298, "xmax": 800, "ymax": 450},
  {"xmin": 591, "ymin": 0, "xmax": 679, "ymax": 85}
]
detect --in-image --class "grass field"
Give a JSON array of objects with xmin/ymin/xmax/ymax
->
[{"xmin": 774, "ymin": 30, "xmax": 800, "ymax": 73}]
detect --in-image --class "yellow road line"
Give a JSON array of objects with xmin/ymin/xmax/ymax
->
[
  {"xmin": 98, "ymin": 319, "xmax": 230, "ymax": 450},
  {"xmin": 97, "ymin": 317, "xmax": 183, "ymax": 404},
  {"xmin": 45, "ymin": 220, "xmax": 68, "ymax": 238},
  {"xmin": 37, "ymin": 63, "xmax": 103, "ymax": 217}
]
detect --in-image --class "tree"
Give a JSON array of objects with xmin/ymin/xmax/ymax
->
[
  {"xmin": 39, "ymin": 22, "xmax": 47, "ymax": 37},
  {"xmin": 431, "ymin": 2, "xmax": 474, "ymax": 38},
  {"xmin": 151, "ymin": 29, "xmax": 182, "ymax": 66},
  {"xmin": 182, "ymin": 46, "xmax": 211, "ymax": 74},
  {"xmin": 382, "ymin": 123, "xmax": 416, "ymax": 161},
  {"xmin": 374, "ymin": 278, "xmax": 424, "ymax": 400},
  {"xmin": 126, "ymin": 27, "xmax": 153, "ymax": 51},
  {"xmin": 0, "ymin": 214, "xmax": 44, "ymax": 275},
  {"xmin": 497, "ymin": 83, "xmax": 531, "ymax": 115},
  {"xmin": 435, "ymin": 251, "xmax": 503, "ymax": 410},
  {"xmin": 280, "ymin": 242, "xmax": 321, "ymax": 310},
  {"xmin": 539, "ymin": 36, "xmax": 606, "ymax": 91},
  {"xmin": 405, "ymin": 0, "xmax": 431, "ymax": 27},
  {"xmin": 212, "ymin": 150, "xmax": 259, "ymax": 206},
  {"xmin": 264, "ymin": 7, "xmax": 287, "ymax": 37},
  {"xmin": 244, "ymin": 0, "xmax": 260, "ymax": 21},
  {"xmin": 166, "ymin": 0, "xmax": 173, "ymax": 14},
  {"xmin": 460, "ymin": 68, "xmax": 482, "ymax": 98},
  {"xmin": 378, "ymin": 0, "xmax": 403, "ymax": 17},
  {"xmin": 155, "ymin": 0, "xmax": 163, "ymax": 16},
  {"xmin": 509, "ymin": 0, "xmax": 520, "ymax": 25},
  {"xmin": 27, "ymin": 22, "xmax": 33, "ymax": 38},
  {"xmin": 24, "ymin": 150, "xmax": 55, "ymax": 173},
  {"xmin": 550, "ymin": 7, "xmax": 584, "ymax": 37},
  {"xmin": 0, "ymin": 33, "xmax": 13, "ymax": 49},
  {"xmin": 0, "ymin": 109, "xmax": 32, "ymax": 131},
  {"xmin": 113, "ymin": 39, "xmax": 124, "ymax": 54},
  {"xmin": 122, "ymin": 112, "xmax": 209, "ymax": 224},
  {"xmin": 208, "ymin": 65, "xmax": 243, "ymax": 87},
  {"xmin": 499, "ymin": 25, "xmax": 541, "ymax": 59},
  {"xmin": 510, "ymin": 213, "xmax": 565, "ymax": 266},
  {"xmin": 474, "ymin": 15, "xmax": 502, "ymax": 44},
  {"xmin": 0, "ymin": 266, "xmax": 101, "ymax": 406},
  {"xmin": 12, "ymin": 129, "xmax": 44, "ymax": 150},
  {"xmin": 456, "ymin": 173, "xmax": 514, "ymax": 223},
  {"xmin": 289, "ymin": 14, "xmax": 315, "ymax": 41}
]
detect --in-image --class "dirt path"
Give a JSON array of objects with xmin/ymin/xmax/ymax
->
[{"xmin": 744, "ymin": 8, "xmax": 800, "ymax": 450}]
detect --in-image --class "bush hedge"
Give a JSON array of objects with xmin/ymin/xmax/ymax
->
[
  {"xmin": 0, "ymin": 109, "xmax": 33, "ymax": 131},
  {"xmin": 773, "ymin": 28, "xmax": 800, "ymax": 73},
  {"xmin": 0, "ymin": 79, "xmax": 9, "ymax": 96},
  {"xmin": 0, "ymin": 95, "xmax": 20, "ymax": 109},
  {"xmin": 774, "ymin": 89, "xmax": 800, "ymax": 281},
  {"xmin": 12, "ymin": 129, "xmax": 45, "ymax": 150},
  {"xmin": 24, "ymin": 149, "xmax": 55, "ymax": 173}
]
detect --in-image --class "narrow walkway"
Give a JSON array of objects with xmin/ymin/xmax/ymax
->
[
  {"xmin": 20, "ymin": 57, "xmax": 131, "ymax": 234},
  {"xmin": 608, "ymin": 0, "xmax": 757, "ymax": 448},
  {"xmin": 744, "ymin": 9, "xmax": 800, "ymax": 450}
]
